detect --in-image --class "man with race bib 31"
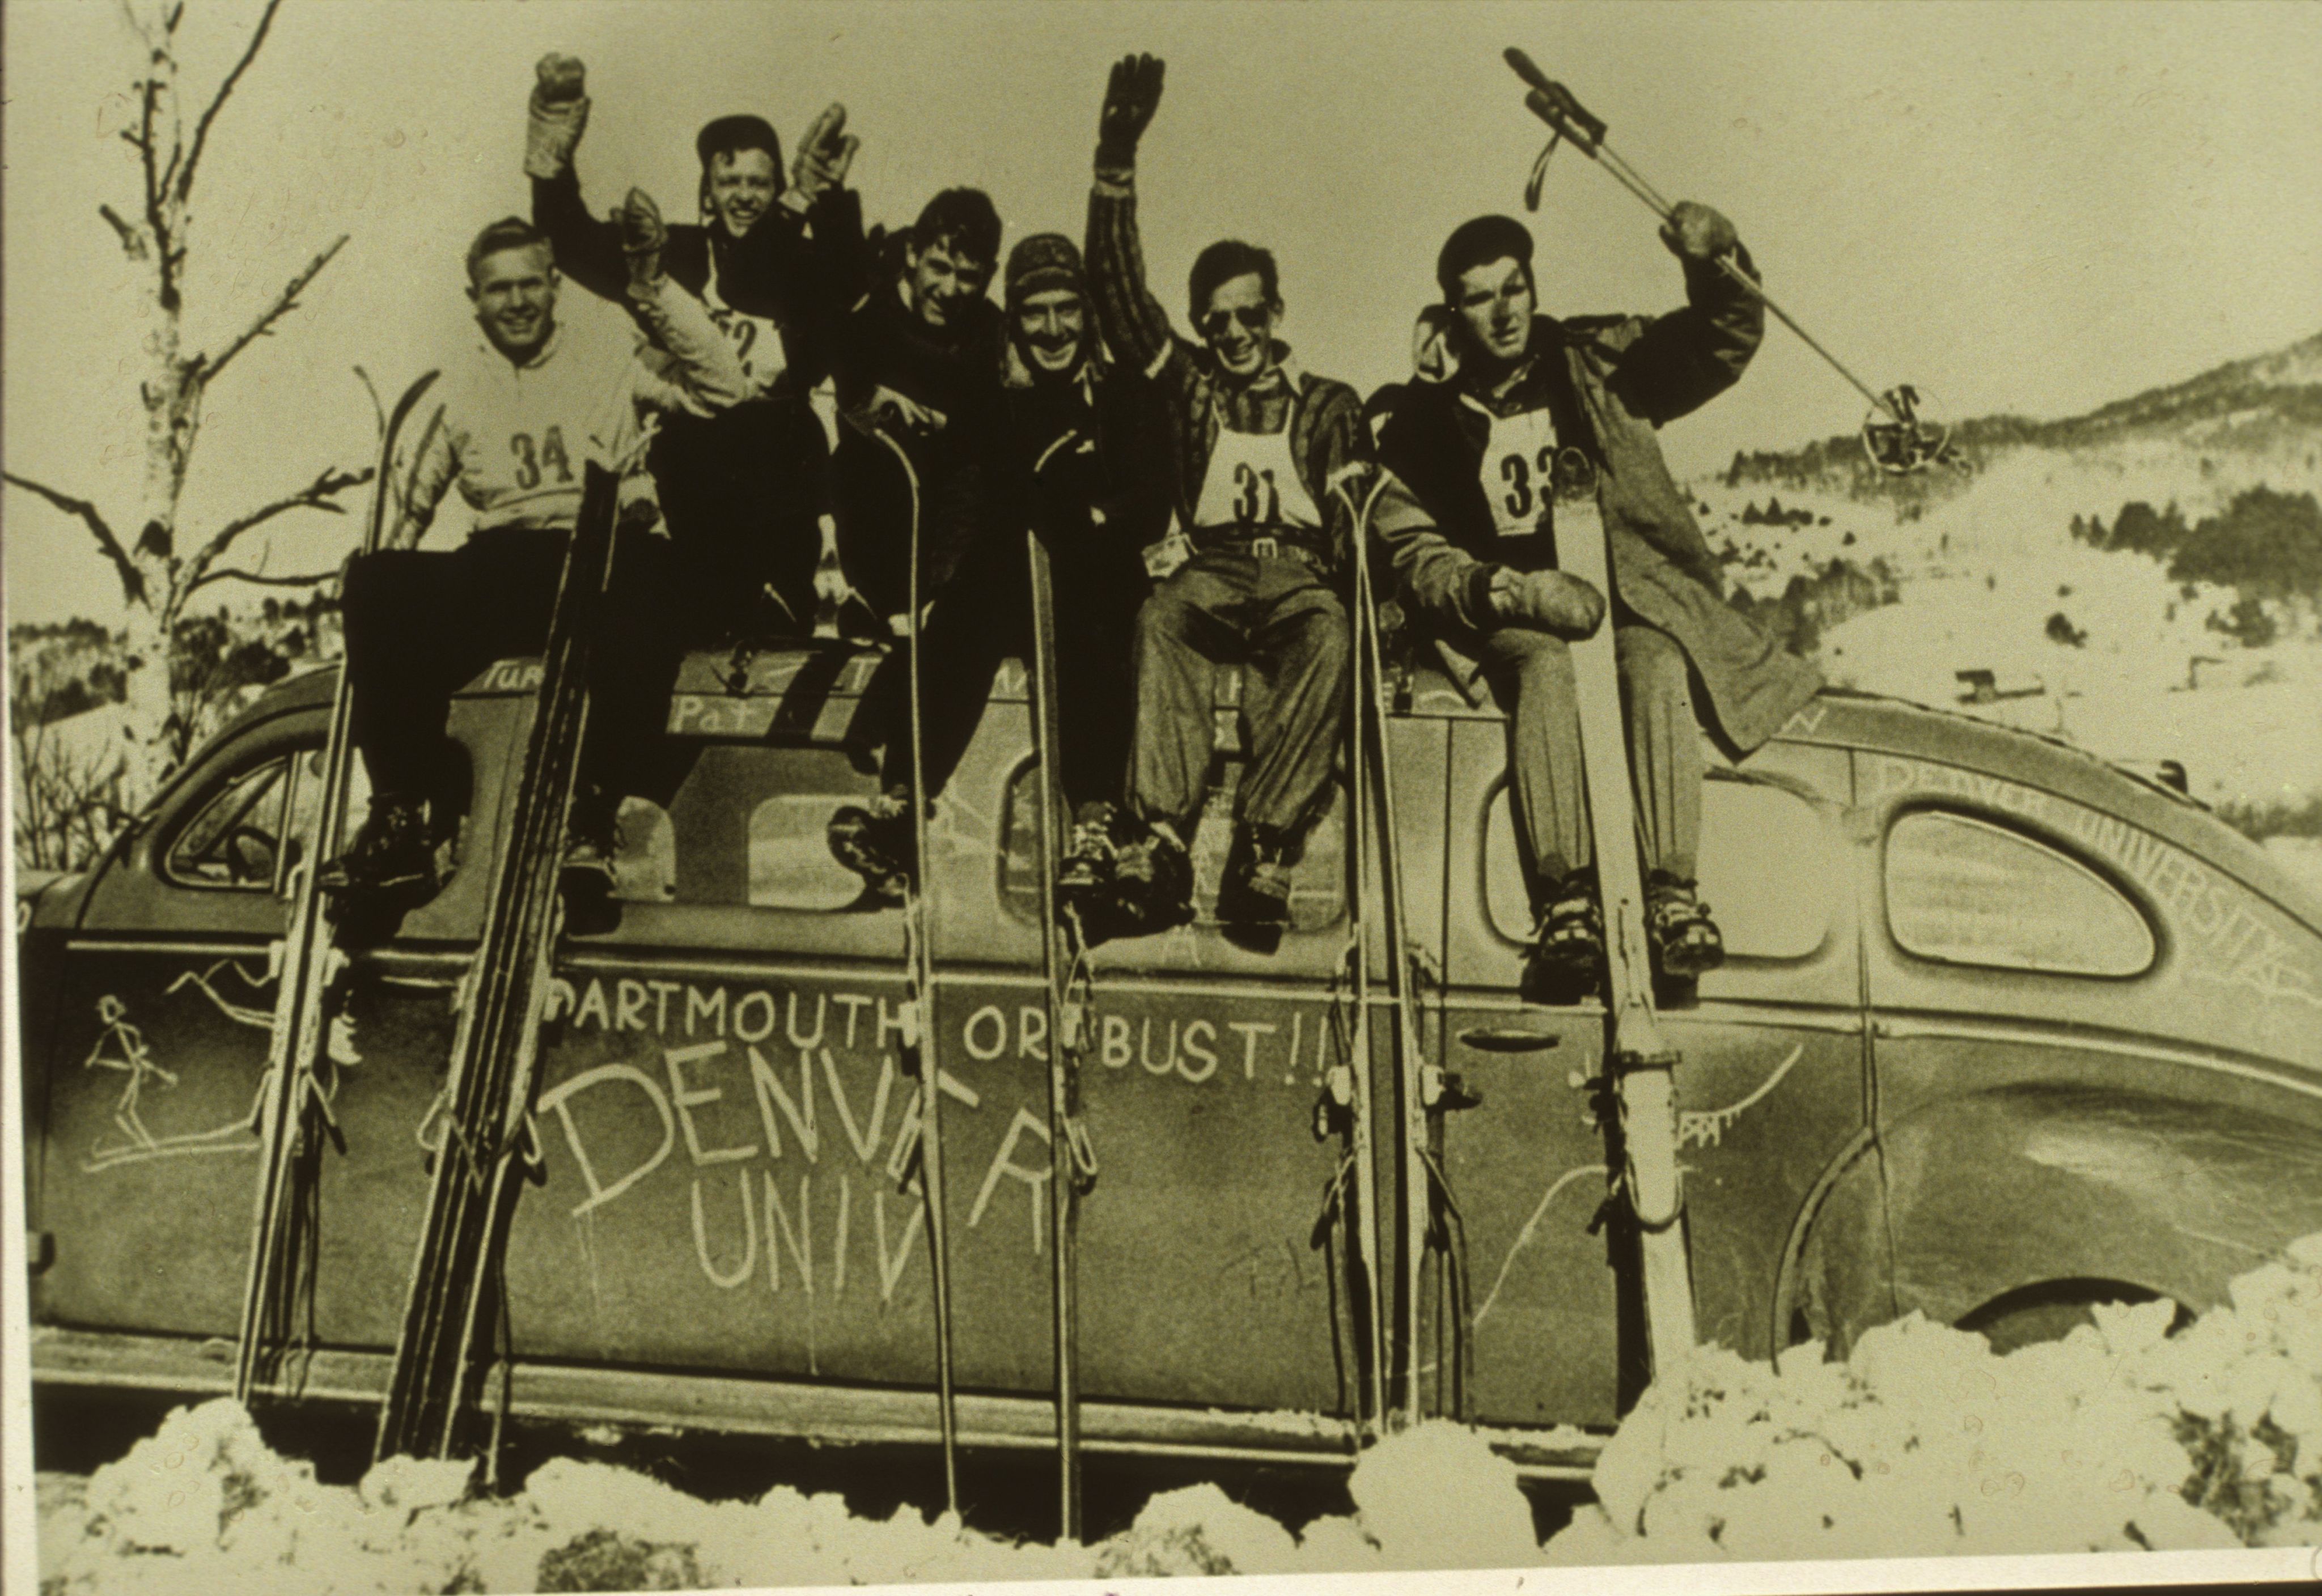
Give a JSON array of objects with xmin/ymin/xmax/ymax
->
[{"xmin": 1083, "ymin": 54, "xmax": 1367, "ymax": 936}]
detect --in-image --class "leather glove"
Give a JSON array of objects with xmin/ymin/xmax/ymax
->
[
  {"xmin": 525, "ymin": 53, "xmax": 590, "ymax": 181},
  {"xmin": 1659, "ymin": 200, "xmax": 1738, "ymax": 264},
  {"xmin": 1491, "ymin": 567, "xmax": 1607, "ymax": 639},
  {"xmin": 1096, "ymin": 53, "xmax": 1165, "ymax": 171},
  {"xmin": 785, "ymin": 103, "xmax": 859, "ymax": 213},
  {"xmin": 618, "ymin": 188, "xmax": 668, "ymax": 292}
]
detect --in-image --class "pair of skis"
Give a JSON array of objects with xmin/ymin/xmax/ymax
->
[{"xmin": 235, "ymin": 368, "xmax": 440, "ymax": 1404}]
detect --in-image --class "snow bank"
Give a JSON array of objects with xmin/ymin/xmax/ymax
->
[{"xmin": 37, "ymin": 1238, "xmax": 2322, "ymax": 1590}]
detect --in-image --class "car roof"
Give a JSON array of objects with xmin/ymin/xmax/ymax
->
[{"xmin": 231, "ymin": 652, "xmax": 2322, "ymax": 937}]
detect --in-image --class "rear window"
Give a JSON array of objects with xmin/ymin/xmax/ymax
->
[{"xmin": 1884, "ymin": 809, "xmax": 2155, "ymax": 977}]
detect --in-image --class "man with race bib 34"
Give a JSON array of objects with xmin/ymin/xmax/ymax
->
[
  {"xmin": 1084, "ymin": 54, "xmax": 1368, "ymax": 935},
  {"xmin": 1366, "ymin": 212, "xmax": 1821, "ymax": 995}
]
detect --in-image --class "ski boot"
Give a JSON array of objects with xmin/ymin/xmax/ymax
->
[
  {"xmin": 1107, "ymin": 816, "xmax": 1193, "ymax": 937},
  {"xmin": 1217, "ymin": 822, "xmax": 1296, "ymax": 932},
  {"xmin": 1525, "ymin": 869, "xmax": 1605, "ymax": 1004},
  {"xmin": 1647, "ymin": 872, "xmax": 1725, "ymax": 979},
  {"xmin": 318, "ymin": 793, "xmax": 436, "ymax": 898},
  {"xmin": 828, "ymin": 784, "xmax": 916, "ymax": 909},
  {"xmin": 1058, "ymin": 800, "xmax": 1124, "ymax": 927},
  {"xmin": 560, "ymin": 785, "xmax": 623, "ymax": 935}
]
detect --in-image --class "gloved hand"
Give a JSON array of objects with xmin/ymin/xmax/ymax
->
[
  {"xmin": 1659, "ymin": 200, "xmax": 1738, "ymax": 264},
  {"xmin": 618, "ymin": 188, "xmax": 668, "ymax": 293},
  {"xmin": 785, "ymin": 103, "xmax": 859, "ymax": 213},
  {"xmin": 525, "ymin": 53, "xmax": 590, "ymax": 181},
  {"xmin": 1096, "ymin": 53, "xmax": 1165, "ymax": 171},
  {"xmin": 1491, "ymin": 567, "xmax": 1607, "ymax": 639}
]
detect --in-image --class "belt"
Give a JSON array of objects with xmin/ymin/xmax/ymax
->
[{"xmin": 1192, "ymin": 532, "xmax": 1330, "ymax": 573}]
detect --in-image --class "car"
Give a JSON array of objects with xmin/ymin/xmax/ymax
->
[{"xmin": 19, "ymin": 639, "xmax": 2322, "ymax": 1481}]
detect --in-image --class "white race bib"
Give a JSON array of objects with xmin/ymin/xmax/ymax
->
[
  {"xmin": 1478, "ymin": 404, "xmax": 1560, "ymax": 541},
  {"xmin": 702, "ymin": 250, "xmax": 789, "ymax": 398},
  {"xmin": 1191, "ymin": 423, "xmax": 1322, "ymax": 534}
]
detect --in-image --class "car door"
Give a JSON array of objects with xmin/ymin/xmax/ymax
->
[
  {"xmin": 1857, "ymin": 748, "xmax": 2322, "ymax": 1336},
  {"xmin": 1438, "ymin": 710, "xmax": 1866, "ymax": 1430}
]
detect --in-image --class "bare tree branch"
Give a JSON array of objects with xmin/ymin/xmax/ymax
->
[
  {"xmin": 181, "ymin": 461, "xmax": 372, "ymax": 593},
  {"xmin": 184, "ymin": 564, "xmax": 340, "ymax": 600},
  {"xmin": 173, "ymin": 0, "xmax": 282, "ymax": 206},
  {"xmin": 98, "ymin": 202, "xmax": 149, "ymax": 260},
  {"xmin": 198, "ymin": 233, "xmax": 348, "ymax": 387},
  {"xmin": 1, "ymin": 471, "xmax": 146, "ymax": 606}
]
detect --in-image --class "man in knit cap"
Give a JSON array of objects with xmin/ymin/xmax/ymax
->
[
  {"xmin": 823, "ymin": 228, "xmax": 1166, "ymax": 909},
  {"xmin": 1366, "ymin": 211, "xmax": 1822, "ymax": 995},
  {"xmin": 524, "ymin": 53, "xmax": 855, "ymax": 643}
]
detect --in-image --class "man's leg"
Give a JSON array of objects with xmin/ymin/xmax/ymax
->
[
  {"xmin": 1616, "ymin": 624, "xmax": 1719, "ymax": 973},
  {"xmin": 1470, "ymin": 627, "xmax": 1587, "ymax": 884},
  {"xmin": 1124, "ymin": 558, "xmax": 1242, "ymax": 836},
  {"xmin": 1222, "ymin": 559, "xmax": 1349, "ymax": 929}
]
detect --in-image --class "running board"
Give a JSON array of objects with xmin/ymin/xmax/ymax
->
[{"xmin": 32, "ymin": 1327, "xmax": 1600, "ymax": 1480}]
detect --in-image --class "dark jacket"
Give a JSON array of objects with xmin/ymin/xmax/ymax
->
[
  {"xmin": 998, "ymin": 347, "xmax": 1171, "ymax": 561},
  {"xmin": 1368, "ymin": 266, "xmax": 1821, "ymax": 754},
  {"xmin": 1084, "ymin": 170, "xmax": 1366, "ymax": 576}
]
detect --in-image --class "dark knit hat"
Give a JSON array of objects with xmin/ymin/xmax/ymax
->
[
  {"xmin": 696, "ymin": 114, "xmax": 785, "ymax": 180},
  {"xmin": 1436, "ymin": 214, "xmax": 1535, "ymax": 300},
  {"xmin": 1006, "ymin": 232, "xmax": 1086, "ymax": 308}
]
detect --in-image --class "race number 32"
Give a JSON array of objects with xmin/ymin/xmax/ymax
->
[{"xmin": 509, "ymin": 426, "xmax": 574, "ymax": 491}]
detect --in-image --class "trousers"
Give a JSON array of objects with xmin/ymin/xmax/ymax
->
[
  {"xmin": 340, "ymin": 528, "xmax": 676, "ymax": 810},
  {"xmin": 1126, "ymin": 550, "xmax": 1350, "ymax": 838},
  {"xmin": 1467, "ymin": 621, "xmax": 1702, "ymax": 890}
]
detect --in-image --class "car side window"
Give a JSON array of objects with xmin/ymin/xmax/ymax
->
[
  {"xmin": 655, "ymin": 744, "xmax": 882, "ymax": 911},
  {"xmin": 1483, "ymin": 776, "xmax": 1832, "ymax": 959},
  {"xmin": 1884, "ymin": 809, "xmax": 2154, "ymax": 977},
  {"xmin": 162, "ymin": 754, "xmax": 294, "ymax": 892}
]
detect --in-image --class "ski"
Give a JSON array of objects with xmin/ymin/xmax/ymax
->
[
  {"xmin": 235, "ymin": 368, "xmax": 440, "ymax": 1404},
  {"xmin": 1023, "ymin": 522, "xmax": 1093, "ymax": 1541},
  {"xmin": 374, "ymin": 461, "xmax": 621, "ymax": 1463},
  {"xmin": 1552, "ymin": 453, "xmax": 1698, "ymax": 1379}
]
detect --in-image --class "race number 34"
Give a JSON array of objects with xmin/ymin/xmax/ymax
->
[{"xmin": 510, "ymin": 426, "xmax": 574, "ymax": 491}]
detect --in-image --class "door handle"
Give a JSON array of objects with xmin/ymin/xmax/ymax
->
[{"xmin": 1457, "ymin": 1026, "xmax": 1562, "ymax": 1053}]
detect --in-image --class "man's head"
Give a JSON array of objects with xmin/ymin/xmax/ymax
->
[
  {"xmin": 465, "ymin": 218, "xmax": 559, "ymax": 360},
  {"xmin": 1188, "ymin": 239, "xmax": 1281, "ymax": 382},
  {"xmin": 1437, "ymin": 214, "xmax": 1537, "ymax": 370},
  {"xmin": 906, "ymin": 188, "xmax": 1000, "ymax": 333},
  {"xmin": 1006, "ymin": 233, "xmax": 1089, "ymax": 377},
  {"xmin": 696, "ymin": 114, "xmax": 784, "ymax": 238}
]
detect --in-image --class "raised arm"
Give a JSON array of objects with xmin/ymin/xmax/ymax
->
[
  {"xmin": 1084, "ymin": 53, "xmax": 1180, "ymax": 378},
  {"xmin": 617, "ymin": 192, "xmax": 747, "ymax": 417},
  {"xmin": 1603, "ymin": 201, "xmax": 1766, "ymax": 426},
  {"xmin": 524, "ymin": 53, "xmax": 630, "ymax": 306}
]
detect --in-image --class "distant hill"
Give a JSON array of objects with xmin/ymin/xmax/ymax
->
[{"xmin": 1719, "ymin": 329, "xmax": 2322, "ymax": 505}]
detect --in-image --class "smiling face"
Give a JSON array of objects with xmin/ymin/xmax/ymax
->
[
  {"xmin": 906, "ymin": 237, "xmax": 994, "ymax": 332},
  {"xmin": 707, "ymin": 147, "xmax": 778, "ymax": 237},
  {"xmin": 1014, "ymin": 288, "xmax": 1087, "ymax": 376},
  {"xmin": 1198, "ymin": 272, "xmax": 1279, "ymax": 381},
  {"xmin": 1453, "ymin": 255, "xmax": 1535, "ymax": 368},
  {"xmin": 468, "ymin": 243, "xmax": 560, "ymax": 361}
]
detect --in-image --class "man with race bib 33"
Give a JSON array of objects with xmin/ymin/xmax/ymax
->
[
  {"xmin": 1084, "ymin": 54, "xmax": 1367, "ymax": 935},
  {"xmin": 1367, "ymin": 213, "xmax": 1821, "ymax": 995}
]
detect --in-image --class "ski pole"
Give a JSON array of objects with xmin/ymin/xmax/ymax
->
[
  {"xmin": 867, "ymin": 422, "xmax": 964, "ymax": 1517},
  {"xmin": 1505, "ymin": 47, "xmax": 1906, "ymax": 430}
]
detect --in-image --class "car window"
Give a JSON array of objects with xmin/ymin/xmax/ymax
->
[
  {"xmin": 997, "ymin": 762, "xmax": 1348, "ymax": 931},
  {"xmin": 1484, "ymin": 777, "xmax": 1833, "ymax": 959},
  {"xmin": 163, "ymin": 754, "xmax": 294, "ymax": 892},
  {"xmin": 746, "ymin": 790, "xmax": 866, "ymax": 911},
  {"xmin": 1884, "ymin": 809, "xmax": 2154, "ymax": 977},
  {"xmin": 615, "ymin": 797, "xmax": 677, "ymax": 903}
]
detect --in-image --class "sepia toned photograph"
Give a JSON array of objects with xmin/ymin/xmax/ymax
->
[{"xmin": 3, "ymin": 2, "xmax": 2320, "ymax": 1591}]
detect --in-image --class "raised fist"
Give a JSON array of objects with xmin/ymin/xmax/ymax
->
[
  {"xmin": 1492, "ymin": 567, "xmax": 1606, "ymax": 639},
  {"xmin": 618, "ymin": 188, "xmax": 668, "ymax": 290},
  {"xmin": 525, "ymin": 53, "xmax": 590, "ymax": 180},
  {"xmin": 1659, "ymin": 200, "xmax": 1738, "ymax": 264},
  {"xmin": 788, "ymin": 104, "xmax": 859, "ymax": 209},
  {"xmin": 534, "ymin": 53, "xmax": 586, "ymax": 106},
  {"xmin": 1096, "ymin": 53, "xmax": 1165, "ymax": 169}
]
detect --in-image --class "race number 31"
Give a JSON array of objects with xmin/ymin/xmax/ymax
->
[{"xmin": 1234, "ymin": 462, "xmax": 1280, "ymax": 528}]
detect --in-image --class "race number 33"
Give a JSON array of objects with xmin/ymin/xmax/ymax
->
[
  {"xmin": 1482, "ymin": 406, "xmax": 1560, "ymax": 539},
  {"xmin": 509, "ymin": 426, "xmax": 574, "ymax": 491}
]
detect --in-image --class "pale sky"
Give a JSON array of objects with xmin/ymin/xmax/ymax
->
[{"xmin": 5, "ymin": 0, "xmax": 2319, "ymax": 625}]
